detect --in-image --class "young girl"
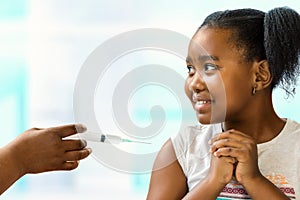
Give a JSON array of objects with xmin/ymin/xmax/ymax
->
[{"xmin": 147, "ymin": 7, "xmax": 300, "ymax": 199}]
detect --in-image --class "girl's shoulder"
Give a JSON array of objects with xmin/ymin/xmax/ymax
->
[{"xmin": 172, "ymin": 123, "xmax": 221, "ymax": 142}]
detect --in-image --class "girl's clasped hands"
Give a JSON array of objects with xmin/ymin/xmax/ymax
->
[{"xmin": 208, "ymin": 130, "xmax": 261, "ymax": 187}]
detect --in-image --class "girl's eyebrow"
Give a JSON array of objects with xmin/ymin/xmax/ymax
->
[
  {"xmin": 186, "ymin": 55, "xmax": 219, "ymax": 63},
  {"xmin": 198, "ymin": 55, "xmax": 219, "ymax": 62},
  {"xmin": 186, "ymin": 57, "xmax": 192, "ymax": 63}
]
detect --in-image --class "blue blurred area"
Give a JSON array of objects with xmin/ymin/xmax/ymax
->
[
  {"xmin": 273, "ymin": 87, "xmax": 300, "ymax": 121},
  {"xmin": 0, "ymin": 61, "xmax": 28, "ymax": 142},
  {"xmin": 0, "ymin": 0, "xmax": 28, "ymax": 20},
  {"xmin": 0, "ymin": 0, "xmax": 28, "ymax": 194},
  {"xmin": 0, "ymin": 0, "xmax": 28, "ymax": 144}
]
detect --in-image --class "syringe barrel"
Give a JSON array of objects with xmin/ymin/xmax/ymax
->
[
  {"xmin": 79, "ymin": 132, "xmax": 100, "ymax": 142},
  {"xmin": 102, "ymin": 134, "xmax": 122, "ymax": 144},
  {"xmin": 81, "ymin": 132, "xmax": 122, "ymax": 144}
]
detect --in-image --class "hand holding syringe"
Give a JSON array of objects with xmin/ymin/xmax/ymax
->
[{"xmin": 72, "ymin": 131, "xmax": 151, "ymax": 144}]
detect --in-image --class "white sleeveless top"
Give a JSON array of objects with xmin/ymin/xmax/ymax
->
[{"xmin": 171, "ymin": 119, "xmax": 300, "ymax": 199}]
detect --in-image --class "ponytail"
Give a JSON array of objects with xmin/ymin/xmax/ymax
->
[{"xmin": 264, "ymin": 7, "xmax": 300, "ymax": 94}]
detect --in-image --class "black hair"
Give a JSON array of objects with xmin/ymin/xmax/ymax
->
[{"xmin": 199, "ymin": 7, "xmax": 300, "ymax": 95}]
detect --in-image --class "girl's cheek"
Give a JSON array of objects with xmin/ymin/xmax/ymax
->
[{"xmin": 184, "ymin": 79, "xmax": 192, "ymax": 99}]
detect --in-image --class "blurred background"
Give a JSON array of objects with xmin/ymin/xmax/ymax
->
[{"xmin": 0, "ymin": 0, "xmax": 300, "ymax": 199}]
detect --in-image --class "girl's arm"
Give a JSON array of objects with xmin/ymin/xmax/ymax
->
[
  {"xmin": 147, "ymin": 139, "xmax": 188, "ymax": 200},
  {"xmin": 183, "ymin": 154, "xmax": 236, "ymax": 200},
  {"xmin": 147, "ymin": 139, "xmax": 235, "ymax": 200},
  {"xmin": 243, "ymin": 175, "xmax": 290, "ymax": 200}
]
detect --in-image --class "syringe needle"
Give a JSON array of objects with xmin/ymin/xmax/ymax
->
[{"xmin": 121, "ymin": 139, "xmax": 151, "ymax": 144}]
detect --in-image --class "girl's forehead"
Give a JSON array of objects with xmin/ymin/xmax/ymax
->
[
  {"xmin": 189, "ymin": 29, "xmax": 230, "ymax": 51},
  {"xmin": 187, "ymin": 28, "xmax": 243, "ymax": 63},
  {"xmin": 192, "ymin": 27, "xmax": 233, "ymax": 45}
]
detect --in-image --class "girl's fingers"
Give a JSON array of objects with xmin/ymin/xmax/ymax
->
[
  {"xmin": 214, "ymin": 147, "xmax": 236, "ymax": 157},
  {"xmin": 213, "ymin": 146, "xmax": 253, "ymax": 163},
  {"xmin": 210, "ymin": 138, "xmax": 244, "ymax": 153},
  {"xmin": 209, "ymin": 129, "xmax": 257, "ymax": 163},
  {"xmin": 209, "ymin": 129, "xmax": 253, "ymax": 145},
  {"xmin": 222, "ymin": 156, "xmax": 237, "ymax": 164}
]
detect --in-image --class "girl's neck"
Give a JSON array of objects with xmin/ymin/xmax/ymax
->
[{"xmin": 222, "ymin": 96, "xmax": 286, "ymax": 144}]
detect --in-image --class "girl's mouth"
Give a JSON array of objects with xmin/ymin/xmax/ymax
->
[
  {"xmin": 195, "ymin": 100, "xmax": 212, "ymax": 105},
  {"xmin": 194, "ymin": 99, "xmax": 212, "ymax": 113}
]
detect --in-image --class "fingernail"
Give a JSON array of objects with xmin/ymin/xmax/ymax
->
[
  {"xmin": 208, "ymin": 139, "xmax": 212, "ymax": 145},
  {"xmin": 87, "ymin": 148, "xmax": 92, "ymax": 153},
  {"xmin": 76, "ymin": 124, "xmax": 87, "ymax": 133},
  {"xmin": 213, "ymin": 151, "xmax": 218, "ymax": 157}
]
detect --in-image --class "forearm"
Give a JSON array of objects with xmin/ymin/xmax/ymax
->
[
  {"xmin": 0, "ymin": 145, "xmax": 25, "ymax": 195},
  {"xmin": 244, "ymin": 175, "xmax": 289, "ymax": 200},
  {"xmin": 183, "ymin": 178, "xmax": 225, "ymax": 200}
]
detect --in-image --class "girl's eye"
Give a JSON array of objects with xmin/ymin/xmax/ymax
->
[
  {"xmin": 204, "ymin": 63, "xmax": 219, "ymax": 72},
  {"xmin": 187, "ymin": 65, "xmax": 195, "ymax": 75}
]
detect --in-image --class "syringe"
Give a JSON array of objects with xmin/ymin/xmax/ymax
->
[{"xmin": 80, "ymin": 132, "xmax": 151, "ymax": 144}]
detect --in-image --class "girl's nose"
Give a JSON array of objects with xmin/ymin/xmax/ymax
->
[{"xmin": 188, "ymin": 71, "xmax": 206, "ymax": 93}]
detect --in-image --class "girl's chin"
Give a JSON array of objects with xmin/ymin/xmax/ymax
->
[
  {"xmin": 196, "ymin": 114, "xmax": 222, "ymax": 124},
  {"xmin": 198, "ymin": 119, "xmax": 212, "ymax": 125},
  {"xmin": 197, "ymin": 115, "xmax": 212, "ymax": 124}
]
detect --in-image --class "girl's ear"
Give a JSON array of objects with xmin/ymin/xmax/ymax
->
[{"xmin": 253, "ymin": 60, "xmax": 273, "ymax": 92}]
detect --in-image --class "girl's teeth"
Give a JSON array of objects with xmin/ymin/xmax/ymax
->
[{"xmin": 196, "ymin": 100, "xmax": 209, "ymax": 105}]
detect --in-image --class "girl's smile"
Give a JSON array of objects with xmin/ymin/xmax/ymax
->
[
  {"xmin": 192, "ymin": 92, "xmax": 214, "ymax": 114},
  {"xmin": 185, "ymin": 27, "xmax": 255, "ymax": 124}
]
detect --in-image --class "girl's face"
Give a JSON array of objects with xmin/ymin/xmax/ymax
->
[{"xmin": 185, "ymin": 27, "xmax": 255, "ymax": 124}]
